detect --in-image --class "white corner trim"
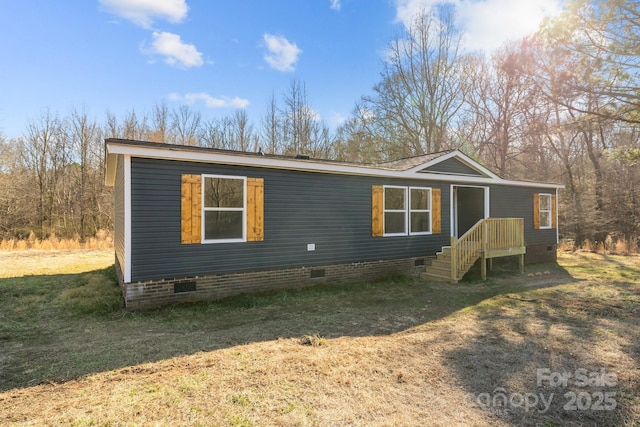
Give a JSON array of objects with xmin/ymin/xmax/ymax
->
[{"xmin": 124, "ymin": 154, "xmax": 132, "ymax": 283}]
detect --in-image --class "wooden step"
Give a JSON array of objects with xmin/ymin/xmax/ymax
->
[
  {"xmin": 425, "ymin": 265, "xmax": 451, "ymax": 276},
  {"xmin": 431, "ymin": 258, "xmax": 451, "ymax": 269},
  {"xmin": 438, "ymin": 246, "xmax": 452, "ymax": 256}
]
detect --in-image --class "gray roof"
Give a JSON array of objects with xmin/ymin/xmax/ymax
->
[
  {"xmin": 105, "ymin": 138, "xmax": 454, "ymax": 172},
  {"xmin": 374, "ymin": 150, "xmax": 455, "ymax": 171}
]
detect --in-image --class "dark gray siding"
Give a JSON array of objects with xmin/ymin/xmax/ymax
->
[
  {"xmin": 114, "ymin": 154, "xmax": 125, "ymax": 276},
  {"xmin": 489, "ymin": 184, "xmax": 557, "ymax": 246},
  {"xmin": 420, "ymin": 157, "xmax": 485, "ymax": 176},
  {"xmin": 130, "ymin": 158, "xmax": 451, "ymax": 282}
]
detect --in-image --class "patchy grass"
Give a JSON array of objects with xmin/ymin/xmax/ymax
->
[{"xmin": 0, "ymin": 251, "xmax": 638, "ymax": 426}]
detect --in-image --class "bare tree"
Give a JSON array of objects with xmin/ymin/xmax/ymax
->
[
  {"xmin": 229, "ymin": 109, "xmax": 255, "ymax": 151},
  {"xmin": 541, "ymin": 0, "xmax": 640, "ymax": 123},
  {"xmin": 260, "ymin": 92, "xmax": 283, "ymax": 154},
  {"xmin": 360, "ymin": 8, "xmax": 466, "ymax": 155},
  {"xmin": 68, "ymin": 108, "xmax": 104, "ymax": 239},
  {"xmin": 200, "ymin": 117, "xmax": 231, "ymax": 149},
  {"xmin": 19, "ymin": 108, "xmax": 67, "ymax": 236},
  {"xmin": 149, "ymin": 100, "xmax": 171, "ymax": 143},
  {"xmin": 464, "ymin": 44, "xmax": 537, "ymax": 176},
  {"xmin": 171, "ymin": 105, "xmax": 201, "ymax": 146}
]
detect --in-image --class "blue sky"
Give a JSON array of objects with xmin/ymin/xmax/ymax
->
[{"xmin": 0, "ymin": 0, "xmax": 562, "ymax": 139}]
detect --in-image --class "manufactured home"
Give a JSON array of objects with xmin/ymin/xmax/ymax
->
[{"xmin": 105, "ymin": 138, "xmax": 562, "ymax": 310}]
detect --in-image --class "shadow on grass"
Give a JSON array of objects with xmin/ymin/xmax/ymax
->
[
  {"xmin": 440, "ymin": 260, "xmax": 640, "ymax": 426},
  {"xmin": 1, "ymin": 260, "xmax": 575, "ymax": 393}
]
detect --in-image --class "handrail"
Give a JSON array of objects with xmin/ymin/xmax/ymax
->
[{"xmin": 450, "ymin": 218, "xmax": 524, "ymax": 280}]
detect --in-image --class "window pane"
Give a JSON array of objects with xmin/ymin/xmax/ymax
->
[
  {"xmin": 539, "ymin": 195, "xmax": 551, "ymax": 210},
  {"xmin": 385, "ymin": 212, "xmax": 405, "ymax": 234},
  {"xmin": 411, "ymin": 212, "xmax": 430, "ymax": 233},
  {"xmin": 539, "ymin": 212, "xmax": 551, "ymax": 228},
  {"xmin": 385, "ymin": 187, "xmax": 405, "ymax": 210},
  {"xmin": 411, "ymin": 188, "xmax": 430, "ymax": 210},
  {"xmin": 204, "ymin": 211, "xmax": 243, "ymax": 240},
  {"xmin": 204, "ymin": 178, "xmax": 243, "ymax": 208}
]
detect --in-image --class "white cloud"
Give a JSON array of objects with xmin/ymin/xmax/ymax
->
[
  {"xmin": 262, "ymin": 34, "xmax": 302, "ymax": 72},
  {"xmin": 330, "ymin": 0, "xmax": 341, "ymax": 11},
  {"xmin": 147, "ymin": 31, "xmax": 203, "ymax": 69},
  {"xmin": 329, "ymin": 111, "xmax": 347, "ymax": 127},
  {"xmin": 99, "ymin": 0, "xmax": 188, "ymax": 28},
  {"xmin": 393, "ymin": 0, "xmax": 562, "ymax": 52},
  {"xmin": 170, "ymin": 92, "xmax": 250, "ymax": 109},
  {"xmin": 456, "ymin": 0, "xmax": 562, "ymax": 52},
  {"xmin": 394, "ymin": 0, "xmax": 441, "ymax": 28}
]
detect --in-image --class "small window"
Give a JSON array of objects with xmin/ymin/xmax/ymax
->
[
  {"xmin": 384, "ymin": 186, "xmax": 407, "ymax": 236},
  {"xmin": 203, "ymin": 176, "xmax": 245, "ymax": 242},
  {"xmin": 410, "ymin": 187, "xmax": 431, "ymax": 235},
  {"xmin": 538, "ymin": 193, "xmax": 552, "ymax": 229}
]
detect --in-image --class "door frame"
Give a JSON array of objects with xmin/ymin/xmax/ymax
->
[{"xmin": 450, "ymin": 185, "xmax": 490, "ymax": 238}]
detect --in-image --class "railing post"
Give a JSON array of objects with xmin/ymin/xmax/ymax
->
[
  {"xmin": 481, "ymin": 221, "xmax": 488, "ymax": 280},
  {"xmin": 482, "ymin": 220, "xmax": 488, "ymax": 253},
  {"xmin": 450, "ymin": 235, "xmax": 457, "ymax": 281}
]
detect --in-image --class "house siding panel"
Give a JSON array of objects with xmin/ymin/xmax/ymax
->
[
  {"xmin": 489, "ymin": 184, "xmax": 557, "ymax": 262},
  {"xmin": 130, "ymin": 157, "xmax": 451, "ymax": 282},
  {"xmin": 421, "ymin": 157, "xmax": 485, "ymax": 176}
]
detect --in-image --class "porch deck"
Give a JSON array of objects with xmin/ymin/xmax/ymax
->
[{"xmin": 424, "ymin": 218, "xmax": 525, "ymax": 282}]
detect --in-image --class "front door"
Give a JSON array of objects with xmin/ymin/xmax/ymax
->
[{"xmin": 452, "ymin": 186, "xmax": 488, "ymax": 237}]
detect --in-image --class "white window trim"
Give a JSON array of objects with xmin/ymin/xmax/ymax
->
[
  {"xmin": 383, "ymin": 185, "xmax": 433, "ymax": 237},
  {"xmin": 201, "ymin": 174, "xmax": 247, "ymax": 244},
  {"xmin": 409, "ymin": 186, "xmax": 432, "ymax": 236},
  {"xmin": 539, "ymin": 193, "xmax": 552, "ymax": 229},
  {"xmin": 383, "ymin": 185, "xmax": 408, "ymax": 237}
]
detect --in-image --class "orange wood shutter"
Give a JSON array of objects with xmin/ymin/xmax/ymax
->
[
  {"xmin": 246, "ymin": 178, "xmax": 264, "ymax": 241},
  {"xmin": 181, "ymin": 174, "xmax": 202, "ymax": 244},
  {"xmin": 552, "ymin": 194, "xmax": 557, "ymax": 229},
  {"xmin": 371, "ymin": 185, "xmax": 384, "ymax": 237},
  {"xmin": 533, "ymin": 193, "xmax": 540, "ymax": 230},
  {"xmin": 432, "ymin": 188, "xmax": 441, "ymax": 234}
]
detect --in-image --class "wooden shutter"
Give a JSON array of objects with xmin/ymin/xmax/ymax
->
[
  {"xmin": 552, "ymin": 194, "xmax": 557, "ymax": 229},
  {"xmin": 371, "ymin": 185, "xmax": 384, "ymax": 237},
  {"xmin": 533, "ymin": 193, "xmax": 540, "ymax": 230},
  {"xmin": 246, "ymin": 177, "xmax": 264, "ymax": 241},
  {"xmin": 432, "ymin": 188, "xmax": 441, "ymax": 234},
  {"xmin": 181, "ymin": 174, "xmax": 202, "ymax": 244}
]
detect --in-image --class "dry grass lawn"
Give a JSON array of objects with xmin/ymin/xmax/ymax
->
[{"xmin": 0, "ymin": 250, "xmax": 638, "ymax": 426}]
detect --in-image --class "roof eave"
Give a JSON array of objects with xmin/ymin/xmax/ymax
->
[{"xmin": 104, "ymin": 140, "xmax": 564, "ymax": 189}]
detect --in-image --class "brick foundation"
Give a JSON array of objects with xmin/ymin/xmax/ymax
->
[{"xmin": 118, "ymin": 256, "xmax": 430, "ymax": 310}]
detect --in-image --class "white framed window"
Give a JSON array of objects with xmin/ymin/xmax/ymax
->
[
  {"xmin": 383, "ymin": 186, "xmax": 407, "ymax": 236},
  {"xmin": 202, "ymin": 175, "xmax": 246, "ymax": 243},
  {"xmin": 383, "ymin": 185, "xmax": 432, "ymax": 236},
  {"xmin": 409, "ymin": 187, "xmax": 432, "ymax": 235},
  {"xmin": 538, "ymin": 193, "xmax": 552, "ymax": 229}
]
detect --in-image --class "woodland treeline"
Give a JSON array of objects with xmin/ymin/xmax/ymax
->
[{"xmin": 1, "ymin": 0, "xmax": 639, "ymax": 246}]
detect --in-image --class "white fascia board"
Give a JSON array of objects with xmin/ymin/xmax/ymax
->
[
  {"xmin": 105, "ymin": 142, "xmax": 564, "ymax": 189},
  {"xmin": 105, "ymin": 152, "xmax": 118, "ymax": 186}
]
